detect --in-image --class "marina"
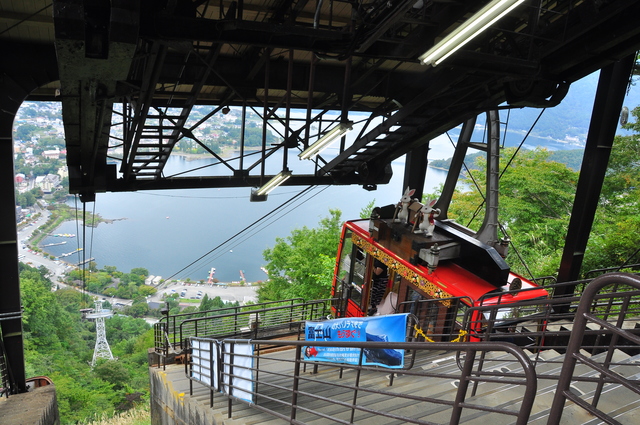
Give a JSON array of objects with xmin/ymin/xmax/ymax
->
[
  {"xmin": 76, "ymin": 257, "xmax": 95, "ymax": 266},
  {"xmin": 41, "ymin": 241, "xmax": 66, "ymax": 247},
  {"xmin": 60, "ymin": 248, "xmax": 82, "ymax": 258}
]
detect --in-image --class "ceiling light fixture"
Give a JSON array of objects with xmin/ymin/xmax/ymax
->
[
  {"xmin": 254, "ymin": 170, "xmax": 292, "ymax": 196},
  {"xmin": 299, "ymin": 121, "xmax": 353, "ymax": 160},
  {"xmin": 418, "ymin": 0, "xmax": 525, "ymax": 67}
]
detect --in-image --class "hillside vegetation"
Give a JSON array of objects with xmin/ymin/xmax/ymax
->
[{"xmin": 21, "ymin": 263, "xmax": 152, "ymax": 424}]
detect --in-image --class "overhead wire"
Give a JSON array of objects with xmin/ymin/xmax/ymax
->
[
  {"xmin": 0, "ymin": 3, "xmax": 52, "ymax": 37},
  {"xmin": 196, "ymin": 185, "xmax": 332, "ymax": 272},
  {"xmin": 165, "ymin": 185, "xmax": 322, "ymax": 281},
  {"xmin": 83, "ymin": 201, "xmax": 88, "ymax": 304},
  {"xmin": 73, "ymin": 195, "xmax": 86, "ymax": 304}
]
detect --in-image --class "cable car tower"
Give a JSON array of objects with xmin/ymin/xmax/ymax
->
[{"xmin": 86, "ymin": 299, "xmax": 114, "ymax": 367}]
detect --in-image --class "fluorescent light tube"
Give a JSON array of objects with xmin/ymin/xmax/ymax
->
[
  {"xmin": 299, "ymin": 121, "xmax": 353, "ymax": 160},
  {"xmin": 255, "ymin": 170, "xmax": 292, "ymax": 196},
  {"xmin": 419, "ymin": 0, "xmax": 525, "ymax": 67}
]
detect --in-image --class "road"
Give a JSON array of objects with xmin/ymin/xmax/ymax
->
[
  {"xmin": 149, "ymin": 280, "xmax": 258, "ymax": 307},
  {"xmin": 17, "ymin": 207, "xmax": 69, "ymax": 283},
  {"xmin": 17, "ymin": 206, "xmax": 133, "ymax": 307}
]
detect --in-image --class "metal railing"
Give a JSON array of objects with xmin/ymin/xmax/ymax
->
[
  {"xmin": 0, "ymin": 336, "xmax": 9, "ymax": 398},
  {"xmin": 454, "ymin": 273, "xmax": 640, "ymax": 424},
  {"xmin": 395, "ymin": 295, "xmax": 474, "ymax": 342},
  {"xmin": 178, "ymin": 299, "xmax": 330, "ymax": 346},
  {"xmin": 186, "ymin": 337, "xmax": 538, "ymax": 425},
  {"xmin": 153, "ymin": 299, "xmax": 333, "ymax": 366},
  {"xmin": 548, "ymin": 272, "xmax": 640, "ymax": 424},
  {"xmin": 154, "ymin": 298, "xmax": 305, "ymax": 349},
  {"xmin": 157, "ymin": 273, "xmax": 640, "ymax": 423},
  {"xmin": 0, "ymin": 310, "xmax": 21, "ymax": 397}
]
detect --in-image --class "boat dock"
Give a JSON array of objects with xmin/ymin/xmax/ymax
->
[
  {"xmin": 76, "ymin": 257, "xmax": 95, "ymax": 266},
  {"xmin": 60, "ymin": 248, "xmax": 83, "ymax": 258},
  {"xmin": 41, "ymin": 241, "xmax": 67, "ymax": 247}
]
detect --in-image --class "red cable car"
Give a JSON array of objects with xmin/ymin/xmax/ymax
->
[{"xmin": 330, "ymin": 214, "xmax": 548, "ymax": 341}]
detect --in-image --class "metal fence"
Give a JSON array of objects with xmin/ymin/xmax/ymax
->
[
  {"xmin": 0, "ymin": 310, "xmax": 21, "ymax": 397},
  {"xmin": 154, "ymin": 298, "xmax": 305, "ymax": 349},
  {"xmin": 179, "ymin": 273, "xmax": 640, "ymax": 424},
  {"xmin": 154, "ymin": 299, "xmax": 332, "ymax": 366},
  {"xmin": 186, "ymin": 337, "xmax": 538, "ymax": 425},
  {"xmin": 458, "ymin": 273, "xmax": 640, "ymax": 424}
]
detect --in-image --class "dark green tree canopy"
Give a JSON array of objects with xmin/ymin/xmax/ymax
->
[{"xmin": 259, "ymin": 209, "xmax": 342, "ymax": 302}]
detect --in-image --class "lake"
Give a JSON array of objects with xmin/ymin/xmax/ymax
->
[{"xmin": 42, "ymin": 153, "xmax": 452, "ymax": 283}]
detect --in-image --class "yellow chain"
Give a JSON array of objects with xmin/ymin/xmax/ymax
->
[
  {"xmin": 413, "ymin": 324, "xmax": 434, "ymax": 342},
  {"xmin": 451, "ymin": 330, "xmax": 468, "ymax": 342},
  {"xmin": 413, "ymin": 326, "xmax": 468, "ymax": 343}
]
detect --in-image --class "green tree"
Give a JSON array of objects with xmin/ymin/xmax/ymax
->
[
  {"xmin": 447, "ymin": 147, "xmax": 578, "ymax": 278},
  {"xmin": 130, "ymin": 267, "xmax": 149, "ymax": 277},
  {"xmin": 259, "ymin": 209, "xmax": 342, "ymax": 301},
  {"xmin": 199, "ymin": 294, "xmax": 227, "ymax": 312},
  {"xmin": 93, "ymin": 360, "xmax": 130, "ymax": 390},
  {"xmin": 15, "ymin": 123, "xmax": 38, "ymax": 141},
  {"xmin": 582, "ymin": 105, "xmax": 640, "ymax": 273}
]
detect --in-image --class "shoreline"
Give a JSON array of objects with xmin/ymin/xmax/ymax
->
[
  {"xmin": 173, "ymin": 146, "xmax": 263, "ymax": 161},
  {"xmin": 37, "ymin": 217, "xmax": 265, "ymax": 285}
]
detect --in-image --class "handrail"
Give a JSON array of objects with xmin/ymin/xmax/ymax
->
[
  {"xmin": 157, "ymin": 298, "xmax": 306, "ymax": 347},
  {"xmin": 157, "ymin": 298, "xmax": 305, "ymax": 324},
  {"xmin": 187, "ymin": 337, "xmax": 537, "ymax": 425},
  {"xmin": 584, "ymin": 264, "xmax": 640, "ymax": 279},
  {"xmin": 396, "ymin": 295, "xmax": 475, "ymax": 341},
  {"xmin": 547, "ymin": 272, "xmax": 640, "ymax": 424},
  {"xmin": 178, "ymin": 299, "xmax": 331, "ymax": 348},
  {"xmin": 0, "ymin": 335, "xmax": 11, "ymax": 397}
]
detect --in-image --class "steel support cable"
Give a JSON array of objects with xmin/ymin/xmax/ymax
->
[
  {"xmin": 89, "ymin": 201, "xmax": 96, "ymax": 272},
  {"xmin": 0, "ymin": 3, "xmax": 52, "ymax": 36},
  {"xmin": 463, "ymin": 108, "xmax": 547, "ymax": 228},
  {"xmin": 200, "ymin": 185, "xmax": 332, "ymax": 269},
  {"xmin": 169, "ymin": 184, "xmax": 322, "ymax": 279},
  {"xmin": 165, "ymin": 185, "xmax": 320, "ymax": 281},
  {"xmin": 175, "ymin": 185, "xmax": 330, "ymax": 278},
  {"xmin": 73, "ymin": 195, "xmax": 85, "ymax": 302},
  {"xmin": 82, "ymin": 201, "xmax": 88, "ymax": 304}
]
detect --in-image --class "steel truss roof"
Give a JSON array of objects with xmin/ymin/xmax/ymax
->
[{"xmin": 3, "ymin": 0, "xmax": 640, "ymax": 200}]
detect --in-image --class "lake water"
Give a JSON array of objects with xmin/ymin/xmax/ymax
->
[
  {"xmin": 38, "ymin": 115, "xmax": 589, "ymax": 283},
  {"xmin": 42, "ymin": 153, "xmax": 452, "ymax": 283}
]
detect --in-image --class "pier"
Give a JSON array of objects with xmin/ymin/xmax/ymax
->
[
  {"xmin": 60, "ymin": 248, "xmax": 83, "ymax": 258},
  {"xmin": 76, "ymin": 257, "xmax": 95, "ymax": 266},
  {"xmin": 41, "ymin": 241, "xmax": 66, "ymax": 247}
]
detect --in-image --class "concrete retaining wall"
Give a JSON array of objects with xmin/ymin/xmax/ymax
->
[
  {"xmin": 0, "ymin": 384, "xmax": 60, "ymax": 425},
  {"xmin": 150, "ymin": 367, "xmax": 221, "ymax": 425}
]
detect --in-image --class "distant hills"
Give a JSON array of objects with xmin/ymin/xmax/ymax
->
[
  {"xmin": 430, "ymin": 71, "xmax": 639, "ymax": 171},
  {"xmin": 512, "ymin": 72, "xmax": 638, "ymax": 142}
]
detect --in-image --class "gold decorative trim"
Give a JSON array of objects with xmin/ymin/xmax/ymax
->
[{"xmin": 351, "ymin": 233, "xmax": 452, "ymax": 307}]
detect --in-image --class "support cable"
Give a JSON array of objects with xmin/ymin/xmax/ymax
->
[
  {"xmin": 0, "ymin": 3, "xmax": 52, "ymax": 36},
  {"xmin": 193, "ymin": 186, "xmax": 331, "ymax": 271},
  {"xmin": 82, "ymin": 202, "xmax": 87, "ymax": 305},
  {"xmin": 165, "ymin": 185, "xmax": 320, "ymax": 281}
]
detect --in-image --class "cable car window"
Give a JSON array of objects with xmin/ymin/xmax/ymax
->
[
  {"xmin": 335, "ymin": 231, "xmax": 365, "ymax": 308},
  {"xmin": 348, "ymin": 247, "xmax": 366, "ymax": 307}
]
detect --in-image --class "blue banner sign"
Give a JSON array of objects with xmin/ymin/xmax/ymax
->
[{"xmin": 304, "ymin": 313, "xmax": 408, "ymax": 368}]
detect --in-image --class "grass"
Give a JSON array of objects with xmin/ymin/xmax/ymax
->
[{"xmin": 79, "ymin": 405, "xmax": 150, "ymax": 425}]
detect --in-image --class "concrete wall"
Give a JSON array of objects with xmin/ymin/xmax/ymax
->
[
  {"xmin": 0, "ymin": 384, "xmax": 60, "ymax": 425},
  {"xmin": 150, "ymin": 366, "xmax": 221, "ymax": 425}
]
